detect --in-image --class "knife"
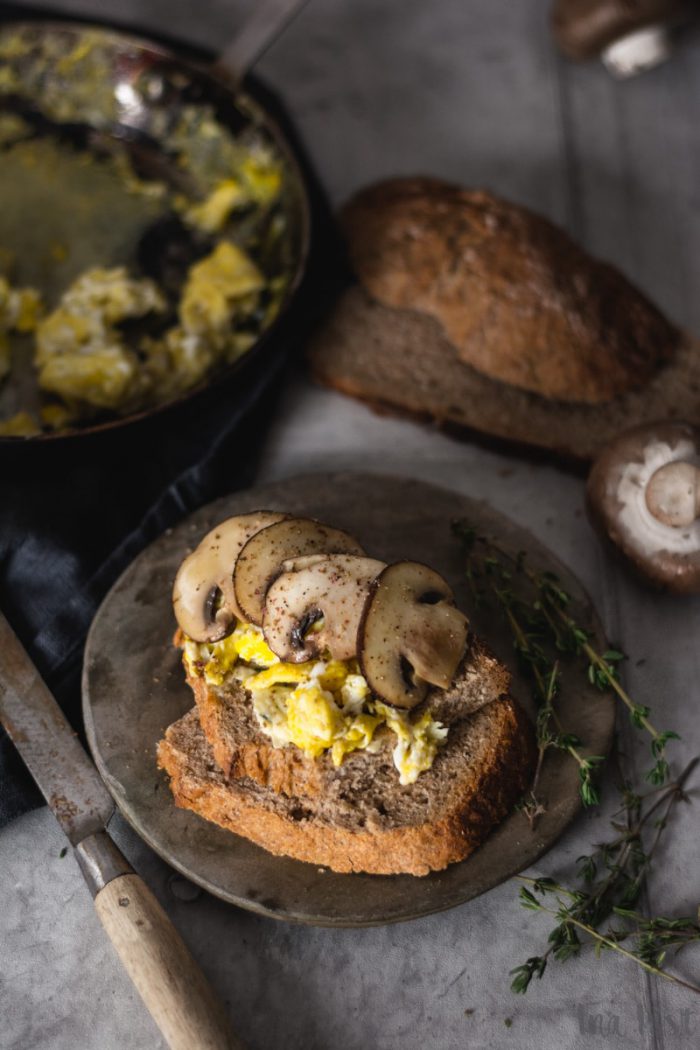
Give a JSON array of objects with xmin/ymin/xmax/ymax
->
[{"xmin": 0, "ymin": 610, "xmax": 242, "ymax": 1050}]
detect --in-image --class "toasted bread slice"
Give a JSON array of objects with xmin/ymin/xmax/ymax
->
[
  {"xmin": 157, "ymin": 694, "xmax": 535, "ymax": 876},
  {"xmin": 184, "ymin": 634, "xmax": 511, "ymax": 798}
]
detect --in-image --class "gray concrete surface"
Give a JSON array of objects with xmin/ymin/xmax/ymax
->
[{"xmin": 2, "ymin": 2, "xmax": 700, "ymax": 1048}]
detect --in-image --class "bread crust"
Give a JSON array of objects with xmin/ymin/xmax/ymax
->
[
  {"xmin": 342, "ymin": 178, "xmax": 678, "ymax": 405},
  {"xmin": 157, "ymin": 697, "xmax": 535, "ymax": 876}
]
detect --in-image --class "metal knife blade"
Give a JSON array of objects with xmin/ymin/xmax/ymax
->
[{"xmin": 0, "ymin": 610, "xmax": 114, "ymax": 844}]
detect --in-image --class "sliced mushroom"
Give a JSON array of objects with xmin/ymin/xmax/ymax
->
[
  {"xmin": 262, "ymin": 555, "xmax": 386, "ymax": 662},
  {"xmin": 358, "ymin": 561, "xmax": 469, "ymax": 709},
  {"xmin": 233, "ymin": 517, "xmax": 366, "ymax": 626},
  {"xmin": 587, "ymin": 421, "xmax": 700, "ymax": 593},
  {"xmin": 172, "ymin": 511, "xmax": 287, "ymax": 642}
]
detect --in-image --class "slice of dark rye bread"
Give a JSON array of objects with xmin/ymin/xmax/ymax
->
[
  {"xmin": 181, "ymin": 633, "xmax": 512, "ymax": 798},
  {"xmin": 307, "ymin": 284, "xmax": 700, "ymax": 464},
  {"xmin": 157, "ymin": 695, "xmax": 535, "ymax": 876}
]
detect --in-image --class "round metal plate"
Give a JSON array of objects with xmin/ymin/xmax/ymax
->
[{"xmin": 83, "ymin": 473, "xmax": 615, "ymax": 926}]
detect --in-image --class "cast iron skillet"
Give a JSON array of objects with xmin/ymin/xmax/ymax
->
[{"xmin": 0, "ymin": 2, "xmax": 312, "ymax": 445}]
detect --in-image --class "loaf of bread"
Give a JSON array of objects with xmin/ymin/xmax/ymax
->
[{"xmin": 309, "ymin": 177, "xmax": 698, "ymax": 462}]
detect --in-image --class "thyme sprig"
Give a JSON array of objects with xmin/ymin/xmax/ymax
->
[
  {"xmin": 500, "ymin": 583, "xmax": 602, "ymax": 820},
  {"xmin": 451, "ymin": 521, "xmax": 679, "ymax": 817},
  {"xmin": 510, "ymin": 758, "xmax": 700, "ymax": 996},
  {"xmin": 537, "ymin": 584, "xmax": 679, "ymax": 787},
  {"xmin": 451, "ymin": 520, "xmax": 699, "ymax": 996}
]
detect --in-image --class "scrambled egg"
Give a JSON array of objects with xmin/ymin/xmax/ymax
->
[
  {"xmin": 183, "ymin": 621, "xmax": 279, "ymax": 684},
  {"xmin": 184, "ymin": 621, "xmax": 447, "ymax": 785},
  {"xmin": 0, "ymin": 274, "xmax": 42, "ymax": 380},
  {"xmin": 238, "ymin": 154, "xmax": 283, "ymax": 207},
  {"xmin": 374, "ymin": 702, "xmax": 449, "ymax": 786},
  {"xmin": 0, "ymin": 410, "xmax": 40, "ymax": 437},
  {"xmin": 35, "ymin": 267, "xmax": 164, "ymax": 410},
  {"xmin": 143, "ymin": 242, "xmax": 263, "ymax": 400},
  {"xmin": 184, "ymin": 180, "xmax": 247, "ymax": 234},
  {"xmin": 182, "ymin": 145, "xmax": 283, "ymax": 234},
  {"xmin": 0, "ymin": 275, "xmax": 43, "ymax": 435},
  {"xmin": 179, "ymin": 242, "xmax": 263, "ymax": 336},
  {"xmin": 26, "ymin": 246, "xmax": 262, "ymax": 415}
]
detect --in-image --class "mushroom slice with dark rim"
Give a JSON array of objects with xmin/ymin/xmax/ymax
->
[
  {"xmin": 358, "ymin": 561, "xmax": 469, "ymax": 710},
  {"xmin": 262, "ymin": 555, "xmax": 386, "ymax": 662},
  {"xmin": 233, "ymin": 517, "xmax": 366, "ymax": 626},
  {"xmin": 587, "ymin": 421, "xmax": 700, "ymax": 593},
  {"xmin": 172, "ymin": 511, "xmax": 287, "ymax": 642}
]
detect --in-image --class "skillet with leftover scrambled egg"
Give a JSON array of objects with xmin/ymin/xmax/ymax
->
[{"xmin": 0, "ymin": 25, "xmax": 305, "ymax": 436}]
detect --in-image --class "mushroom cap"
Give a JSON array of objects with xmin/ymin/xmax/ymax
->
[
  {"xmin": 357, "ymin": 561, "xmax": 469, "ymax": 709},
  {"xmin": 172, "ymin": 511, "xmax": 288, "ymax": 642},
  {"xmin": 233, "ymin": 517, "xmax": 366, "ymax": 626},
  {"xmin": 262, "ymin": 555, "xmax": 386, "ymax": 662},
  {"xmin": 551, "ymin": 0, "xmax": 686, "ymax": 60},
  {"xmin": 586, "ymin": 421, "xmax": 700, "ymax": 593}
]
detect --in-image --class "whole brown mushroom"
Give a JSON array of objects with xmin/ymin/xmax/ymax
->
[
  {"xmin": 551, "ymin": 0, "xmax": 690, "ymax": 77},
  {"xmin": 587, "ymin": 421, "xmax": 700, "ymax": 593}
]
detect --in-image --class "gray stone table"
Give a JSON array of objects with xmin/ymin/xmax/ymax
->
[{"xmin": 2, "ymin": 2, "xmax": 700, "ymax": 1048}]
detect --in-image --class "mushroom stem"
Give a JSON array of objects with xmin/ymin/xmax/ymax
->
[
  {"xmin": 601, "ymin": 25, "xmax": 671, "ymax": 78},
  {"xmin": 645, "ymin": 461, "xmax": 700, "ymax": 528}
]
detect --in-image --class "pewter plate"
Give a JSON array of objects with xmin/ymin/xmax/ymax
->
[{"xmin": 83, "ymin": 472, "xmax": 615, "ymax": 927}]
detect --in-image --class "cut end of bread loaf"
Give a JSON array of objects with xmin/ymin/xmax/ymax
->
[
  {"xmin": 308, "ymin": 285, "xmax": 700, "ymax": 463},
  {"xmin": 157, "ymin": 693, "xmax": 535, "ymax": 876}
]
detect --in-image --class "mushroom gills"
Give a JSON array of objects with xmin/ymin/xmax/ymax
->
[
  {"xmin": 291, "ymin": 608, "xmax": 325, "ymax": 650},
  {"xmin": 171, "ymin": 510, "xmax": 287, "ymax": 642},
  {"xmin": 262, "ymin": 555, "xmax": 386, "ymax": 662},
  {"xmin": 358, "ymin": 561, "xmax": 469, "ymax": 709},
  {"xmin": 233, "ymin": 517, "xmax": 366, "ymax": 626}
]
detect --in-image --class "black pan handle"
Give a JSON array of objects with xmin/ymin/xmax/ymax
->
[{"xmin": 214, "ymin": 0, "xmax": 311, "ymax": 86}]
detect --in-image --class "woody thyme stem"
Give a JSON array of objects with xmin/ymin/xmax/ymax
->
[
  {"xmin": 543, "ymin": 596, "xmax": 663, "ymax": 742},
  {"xmin": 518, "ymin": 888, "xmax": 700, "ymax": 997}
]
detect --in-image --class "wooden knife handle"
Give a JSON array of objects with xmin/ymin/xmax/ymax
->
[{"xmin": 94, "ymin": 873, "xmax": 243, "ymax": 1050}]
